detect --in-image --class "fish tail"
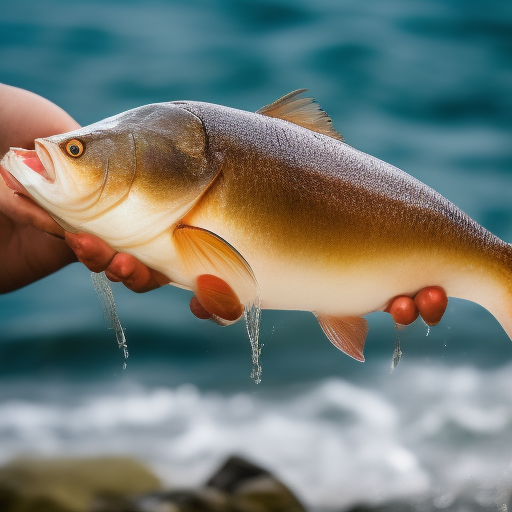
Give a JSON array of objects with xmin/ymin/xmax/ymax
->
[
  {"xmin": 490, "ymin": 244, "xmax": 512, "ymax": 341},
  {"xmin": 454, "ymin": 242, "xmax": 512, "ymax": 341}
]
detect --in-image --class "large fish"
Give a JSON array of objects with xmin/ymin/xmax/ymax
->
[{"xmin": 2, "ymin": 90, "xmax": 511, "ymax": 362}]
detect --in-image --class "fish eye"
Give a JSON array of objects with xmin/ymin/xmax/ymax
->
[{"xmin": 65, "ymin": 139, "xmax": 84, "ymax": 157}]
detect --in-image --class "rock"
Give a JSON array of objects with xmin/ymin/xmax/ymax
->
[
  {"xmin": 206, "ymin": 456, "xmax": 308, "ymax": 512},
  {"xmin": 206, "ymin": 456, "xmax": 269, "ymax": 493},
  {"xmin": 0, "ymin": 454, "xmax": 307, "ymax": 512},
  {"xmin": 132, "ymin": 487, "xmax": 231, "ymax": 512},
  {"xmin": 113, "ymin": 456, "xmax": 308, "ymax": 512},
  {"xmin": 0, "ymin": 456, "xmax": 161, "ymax": 512}
]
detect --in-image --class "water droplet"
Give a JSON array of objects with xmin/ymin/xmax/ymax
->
[
  {"xmin": 391, "ymin": 325, "xmax": 402, "ymax": 372},
  {"xmin": 244, "ymin": 296, "xmax": 262, "ymax": 384},
  {"xmin": 91, "ymin": 271, "xmax": 128, "ymax": 370}
]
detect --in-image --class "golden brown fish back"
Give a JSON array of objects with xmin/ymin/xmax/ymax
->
[{"xmin": 178, "ymin": 100, "xmax": 510, "ymax": 279}]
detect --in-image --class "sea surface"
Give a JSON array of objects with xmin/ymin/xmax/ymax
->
[{"xmin": 1, "ymin": 0, "xmax": 512, "ymax": 510}]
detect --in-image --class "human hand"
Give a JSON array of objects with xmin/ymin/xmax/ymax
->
[
  {"xmin": 386, "ymin": 286, "xmax": 448, "ymax": 327},
  {"xmin": 0, "ymin": 84, "xmax": 170, "ymax": 295},
  {"xmin": 65, "ymin": 232, "xmax": 171, "ymax": 293}
]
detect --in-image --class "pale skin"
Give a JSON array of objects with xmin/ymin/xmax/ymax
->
[{"xmin": 0, "ymin": 84, "xmax": 446, "ymax": 327}]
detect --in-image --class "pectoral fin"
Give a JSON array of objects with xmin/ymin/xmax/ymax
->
[
  {"xmin": 173, "ymin": 225, "xmax": 258, "ymax": 306},
  {"xmin": 316, "ymin": 314, "xmax": 368, "ymax": 362}
]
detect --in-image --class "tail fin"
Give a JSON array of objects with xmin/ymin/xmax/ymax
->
[{"xmin": 449, "ymin": 242, "xmax": 512, "ymax": 342}]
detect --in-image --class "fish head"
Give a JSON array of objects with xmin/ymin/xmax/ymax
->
[{"xmin": 1, "ymin": 103, "xmax": 210, "ymax": 242}]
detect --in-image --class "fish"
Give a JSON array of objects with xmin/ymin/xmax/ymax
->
[{"xmin": 2, "ymin": 89, "xmax": 511, "ymax": 362}]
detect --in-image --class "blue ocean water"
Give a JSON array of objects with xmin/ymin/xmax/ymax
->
[{"xmin": 1, "ymin": 0, "xmax": 511, "ymax": 510}]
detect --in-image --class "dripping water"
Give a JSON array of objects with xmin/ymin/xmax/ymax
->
[
  {"xmin": 91, "ymin": 271, "xmax": 128, "ymax": 369},
  {"xmin": 391, "ymin": 324, "xmax": 403, "ymax": 372},
  {"xmin": 244, "ymin": 296, "xmax": 262, "ymax": 384}
]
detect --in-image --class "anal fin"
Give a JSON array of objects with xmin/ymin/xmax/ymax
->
[{"xmin": 316, "ymin": 314, "xmax": 368, "ymax": 362}]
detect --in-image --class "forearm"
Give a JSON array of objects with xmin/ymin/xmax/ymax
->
[{"xmin": 0, "ymin": 84, "xmax": 79, "ymax": 157}]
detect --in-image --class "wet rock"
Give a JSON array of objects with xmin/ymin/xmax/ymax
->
[
  {"xmin": 206, "ymin": 455, "xmax": 308, "ymax": 512},
  {"xmin": 0, "ymin": 456, "xmax": 161, "ymax": 512},
  {"xmin": 0, "ymin": 455, "xmax": 307, "ymax": 512},
  {"xmin": 109, "ymin": 456, "xmax": 308, "ymax": 512},
  {"xmin": 206, "ymin": 456, "xmax": 269, "ymax": 492}
]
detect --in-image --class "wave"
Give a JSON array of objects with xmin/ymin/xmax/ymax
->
[{"xmin": 1, "ymin": 362, "xmax": 512, "ymax": 510}]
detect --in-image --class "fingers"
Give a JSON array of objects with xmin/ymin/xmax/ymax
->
[
  {"xmin": 105, "ymin": 253, "xmax": 170, "ymax": 293},
  {"xmin": 65, "ymin": 232, "xmax": 116, "ymax": 272},
  {"xmin": 414, "ymin": 286, "xmax": 448, "ymax": 326},
  {"xmin": 190, "ymin": 295, "xmax": 213, "ymax": 319},
  {"xmin": 65, "ymin": 232, "xmax": 170, "ymax": 293},
  {"xmin": 386, "ymin": 286, "xmax": 448, "ymax": 327},
  {"xmin": 387, "ymin": 296, "xmax": 419, "ymax": 326},
  {"xmin": 14, "ymin": 194, "xmax": 65, "ymax": 238}
]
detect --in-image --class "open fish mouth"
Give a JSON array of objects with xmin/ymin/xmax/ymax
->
[
  {"xmin": 0, "ymin": 143, "xmax": 56, "ymax": 196},
  {"xmin": 34, "ymin": 141, "xmax": 56, "ymax": 182}
]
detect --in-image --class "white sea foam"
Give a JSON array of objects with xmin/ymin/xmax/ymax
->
[{"xmin": 1, "ymin": 362, "xmax": 512, "ymax": 510}]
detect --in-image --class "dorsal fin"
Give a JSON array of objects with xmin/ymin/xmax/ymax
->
[{"xmin": 257, "ymin": 89, "xmax": 343, "ymax": 141}]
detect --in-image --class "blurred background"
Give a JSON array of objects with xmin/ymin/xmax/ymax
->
[{"xmin": 0, "ymin": 0, "xmax": 511, "ymax": 510}]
